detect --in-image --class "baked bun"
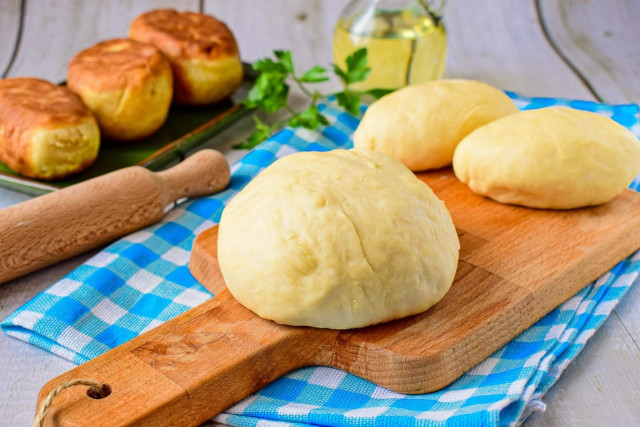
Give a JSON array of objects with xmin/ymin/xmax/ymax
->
[
  {"xmin": 67, "ymin": 38, "xmax": 173, "ymax": 141},
  {"xmin": 129, "ymin": 9, "xmax": 243, "ymax": 105},
  {"xmin": 0, "ymin": 78, "xmax": 100, "ymax": 180}
]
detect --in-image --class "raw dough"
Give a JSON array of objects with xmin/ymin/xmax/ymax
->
[
  {"xmin": 353, "ymin": 79, "xmax": 518, "ymax": 171},
  {"xmin": 217, "ymin": 148, "xmax": 459, "ymax": 329},
  {"xmin": 453, "ymin": 107, "xmax": 640, "ymax": 209}
]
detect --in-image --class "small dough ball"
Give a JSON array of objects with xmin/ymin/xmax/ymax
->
[
  {"xmin": 0, "ymin": 77, "xmax": 100, "ymax": 180},
  {"xmin": 67, "ymin": 38, "xmax": 173, "ymax": 141},
  {"xmin": 354, "ymin": 79, "xmax": 518, "ymax": 171},
  {"xmin": 453, "ymin": 107, "xmax": 640, "ymax": 209},
  {"xmin": 218, "ymin": 148, "xmax": 459, "ymax": 329},
  {"xmin": 129, "ymin": 9, "xmax": 243, "ymax": 105}
]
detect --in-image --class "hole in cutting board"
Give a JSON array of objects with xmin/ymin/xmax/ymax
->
[{"xmin": 87, "ymin": 384, "xmax": 111, "ymax": 399}]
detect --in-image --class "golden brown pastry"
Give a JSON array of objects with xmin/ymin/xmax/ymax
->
[
  {"xmin": 0, "ymin": 77, "xmax": 100, "ymax": 180},
  {"xmin": 67, "ymin": 38, "xmax": 173, "ymax": 141},
  {"xmin": 129, "ymin": 9, "xmax": 243, "ymax": 105}
]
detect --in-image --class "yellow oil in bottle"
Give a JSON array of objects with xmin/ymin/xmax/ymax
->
[{"xmin": 333, "ymin": 9, "xmax": 447, "ymax": 91}]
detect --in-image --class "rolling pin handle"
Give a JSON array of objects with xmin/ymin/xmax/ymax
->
[{"xmin": 158, "ymin": 149, "xmax": 230, "ymax": 206}]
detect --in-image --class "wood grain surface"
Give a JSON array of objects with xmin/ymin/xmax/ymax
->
[
  {"xmin": 538, "ymin": 0, "xmax": 640, "ymax": 103},
  {"xmin": 35, "ymin": 168, "xmax": 640, "ymax": 426},
  {"xmin": 445, "ymin": 0, "xmax": 592, "ymax": 98},
  {"xmin": 1, "ymin": 1, "xmax": 640, "ymax": 426},
  {"xmin": 5, "ymin": 0, "xmax": 200, "ymax": 81},
  {"xmin": 0, "ymin": 0, "xmax": 21, "ymax": 78}
]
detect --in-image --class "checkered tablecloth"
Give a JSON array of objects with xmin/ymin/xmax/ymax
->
[{"xmin": 3, "ymin": 93, "xmax": 640, "ymax": 426}]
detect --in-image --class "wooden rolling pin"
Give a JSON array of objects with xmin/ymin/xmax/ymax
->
[{"xmin": 0, "ymin": 149, "xmax": 230, "ymax": 285}]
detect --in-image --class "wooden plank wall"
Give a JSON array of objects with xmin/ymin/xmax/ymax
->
[{"xmin": 0, "ymin": 0, "xmax": 22, "ymax": 77}]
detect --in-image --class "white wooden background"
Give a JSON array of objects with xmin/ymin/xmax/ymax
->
[{"xmin": 1, "ymin": 0, "xmax": 639, "ymax": 426}]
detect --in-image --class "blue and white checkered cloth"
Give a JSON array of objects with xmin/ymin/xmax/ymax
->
[{"xmin": 3, "ymin": 93, "xmax": 640, "ymax": 426}]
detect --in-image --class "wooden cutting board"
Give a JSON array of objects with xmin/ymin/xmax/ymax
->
[{"xmin": 36, "ymin": 168, "xmax": 640, "ymax": 426}]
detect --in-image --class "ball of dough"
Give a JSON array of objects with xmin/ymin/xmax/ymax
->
[
  {"xmin": 0, "ymin": 77, "xmax": 100, "ymax": 180},
  {"xmin": 354, "ymin": 79, "xmax": 518, "ymax": 171},
  {"xmin": 218, "ymin": 148, "xmax": 460, "ymax": 329},
  {"xmin": 129, "ymin": 9, "xmax": 243, "ymax": 105},
  {"xmin": 453, "ymin": 107, "xmax": 640, "ymax": 209},
  {"xmin": 67, "ymin": 38, "xmax": 173, "ymax": 141}
]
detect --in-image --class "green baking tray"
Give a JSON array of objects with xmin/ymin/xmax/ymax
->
[{"xmin": 0, "ymin": 64, "xmax": 257, "ymax": 196}]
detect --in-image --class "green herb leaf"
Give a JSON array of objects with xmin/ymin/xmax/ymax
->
[
  {"xmin": 332, "ymin": 63, "xmax": 349, "ymax": 85},
  {"xmin": 331, "ymin": 48, "xmax": 371, "ymax": 85},
  {"xmin": 345, "ymin": 48, "xmax": 370, "ymax": 83},
  {"xmin": 244, "ymin": 72, "xmax": 290, "ymax": 113},
  {"xmin": 274, "ymin": 50, "xmax": 294, "ymax": 73},
  {"xmin": 252, "ymin": 57, "xmax": 288, "ymax": 74},
  {"xmin": 299, "ymin": 65, "xmax": 329, "ymax": 83},
  {"xmin": 364, "ymin": 88, "xmax": 395, "ymax": 99},
  {"xmin": 335, "ymin": 91, "xmax": 362, "ymax": 116},
  {"xmin": 238, "ymin": 47, "xmax": 386, "ymax": 151},
  {"xmin": 233, "ymin": 135, "xmax": 261, "ymax": 150},
  {"xmin": 288, "ymin": 105, "xmax": 329, "ymax": 129},
  {"xmin": 234, "ymin": 116, "xmax": 276, "ymax": 149},
  {"xmin": 317, "ymin": 112, "xmax": 330, "ymax": 126}
]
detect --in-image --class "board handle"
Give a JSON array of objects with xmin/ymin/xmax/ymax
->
[{"xmin": 35, "ymin": 291, "xmax": 336, "ymax": 426}]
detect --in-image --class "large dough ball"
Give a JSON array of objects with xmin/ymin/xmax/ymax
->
[
  {"xmin": 218, "ymin": 149, "xmax": 459, "ymax": 329},
  {"xmin": 353, "ymin": 79, "xmax": 518, "ymax": 171},
  {"xmin": 453, "ymin": 107, "xmax": 640, "ymax": 209}
]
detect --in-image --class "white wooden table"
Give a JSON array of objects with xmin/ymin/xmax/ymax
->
[{"xmin": 1, "ymin": 1, "xmax": 639, "ymax": 425}]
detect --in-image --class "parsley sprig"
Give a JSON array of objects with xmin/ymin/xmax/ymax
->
[{"xmin": 236, "ymin": 48, "xmax": 391, "ymax": 149}]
